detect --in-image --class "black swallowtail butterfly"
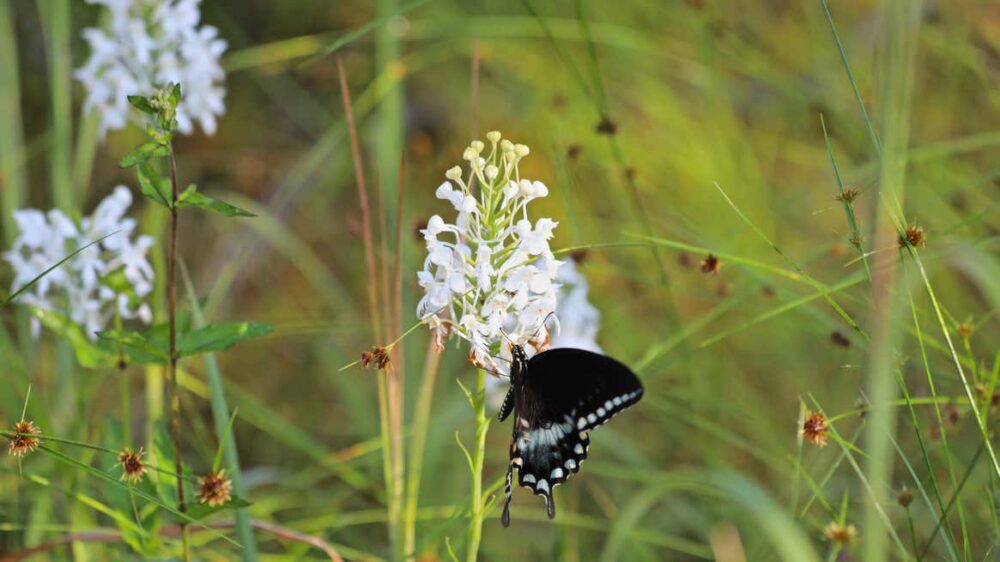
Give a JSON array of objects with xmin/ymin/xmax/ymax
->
[{"xmin": 499, "ymin": 345, "xmax": 644, "ymax": 527}]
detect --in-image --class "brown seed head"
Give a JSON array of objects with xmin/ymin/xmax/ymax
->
[
  {"xmin": 848, "ymin": 233, "xmax": 864, "ymax": 248},
  {"xmin": 360, "ymin": 346, "xmax": 390, "ymax": 370},
  {"xmin": 944, "ymin": 404, "xmax": 960, "ymax": 425},
  {"xmin": 197, "ymin": 469, "xmax": 233, "ymax": 507},
  {"xmin": 899, "ymin": 225, "xmax": 926, "ymax": 248},
  {"xmin": 830, "ymin": 331, "xmax": 851, "ymax": 348},
  {"xmin": 801, "ymin": 411, "xmax": 829, "ymax": 447},
  {"xmin": 956, "ymin": 323, "xmax": 972, "ymax": 340},
  {"xmin": 566, "ymin": 144, "xmax": 582, "ymax": 160},
  {"xmin": 8, "ymin": 420, "xmax": 41, "ymax": 458},
  {"xmin": 700, "ymin": 254, "xmax": 721, "ymax": 275},
  {"xmin": 118, "ymin": 447, "xmax": 148, "ymax": 483},
  {"xmin": 897, "ymin": 486, "xmax": 913, "ymax": 508},
  {"xmin": 595, "ymin": 116, "xmax": 618, "ymax": 136},
  {"xmin": 823, "ymin": 522, "xmax": 856, "ymax": 544},
  {"xmin": 834, "ymin": 188, "xmax": 860, "ymax": 203}
]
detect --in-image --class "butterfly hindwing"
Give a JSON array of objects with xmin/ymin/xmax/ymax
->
[{"xmin": 501, "ymin": 347, "xmax": 642, "ymax": 527}]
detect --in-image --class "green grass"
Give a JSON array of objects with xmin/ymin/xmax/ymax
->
[{"xmin": 1, "ymin": 0, "xmax": 999, "ymax": 560}]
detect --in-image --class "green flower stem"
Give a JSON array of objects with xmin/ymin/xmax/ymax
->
[{"xmin": 466, "ymin": 368, "xmax": 490, "ymax": 562}]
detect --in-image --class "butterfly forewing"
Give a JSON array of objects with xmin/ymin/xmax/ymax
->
[{"xmin": 502, "ymin": 347, "xmax": 643, "ymax": 527}]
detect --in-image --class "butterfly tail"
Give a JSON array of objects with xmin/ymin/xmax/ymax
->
[{"xmin": 501, "ymin": 460, "xmax": 514, "ymax": 527}]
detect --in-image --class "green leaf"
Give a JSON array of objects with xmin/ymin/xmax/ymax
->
[
  {"xmin": 96, "ymin": 330, "xmax": 169, "ymax": 362},
  {"xmin": 137, "ymin": 162, "xmax": 171, "ymax": 209},
  {"xmin": 127, "ymin": 95, "xmax": 156, "ymax": 115},
  {"xmin": 120, "ymin": 141, "xmax": 168, "ymax": 168},
  {"xmin": 169, "ymin": 83, "xmax": 181, "ymax": 108},
  {"xmin": 176, "ymin": 185, "xmax": 255, "ymax": 217},
  {"xmin": 178, "ymin": 322, "xmax": 272, "ymax": 357},
  {"xmin": 31, "ymin": 308, "xmax": 116, "ymax": 368}
]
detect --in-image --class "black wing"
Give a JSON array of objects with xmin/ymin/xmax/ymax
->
[{"xmin": 501, "ymin": 348, "xmax": 643, "ymax": 526}]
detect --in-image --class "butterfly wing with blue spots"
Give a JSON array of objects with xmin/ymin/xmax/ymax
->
[{"xmin": 500, "ymin": 347, "xmax": 643, "ymax": 527}]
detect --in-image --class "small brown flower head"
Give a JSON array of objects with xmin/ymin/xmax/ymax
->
[
  {"xmin": 944, "ymin": 404, "xmax": 960, "ymax": 425},
  {"xmin": 700, "ymin": 254, "xmax": 721, "ymax": 275},
  {"xmin": 360, "ymin": 346, "xmax": 390, "ymax": 370},
  {"xmin": 569, "ymin": 248, "xmax": 589, "ymax": 264},
  {"xmin": 830, "ymin": 331, "xmax": 851, "ymax": 348},
  {"xmin": 834, "ymin": 188, "xmax": 860, "ymax": 204},
  {"xmin": 899, "ymin": 224, "xmax": 926, "ymax": 248},
  {"xmin": 801, "ymin": 411, "xmax": 829, "ymax": 447},
  {"xmin": 118, "ymin": 447, "xmax": 147, "ymax": 483},
  {"xmin": 595, "ymin": 116, "xmax": 618, "ymax": 136},
  {"xmin": 8, "ymin": 420, "xmax": 41, "ymax": 458},
  {"xmin": 848, "ymin": 233, "xmax": 865, "ymax": 248},
  {"xmin": 625, "ymin": 167, "xmax": 637, "ymax": 182},
  {"xmin": 197, "ymin": 469, "xmax": 232, "ymax": 507},
  {"xmin": 956, "ymin": 323, "xmax": 972, "ymax": 340},
  {"xmin": 566, "ymin": 144, "xmax": 582, "ymax": 160},
  {"xmin": 823, "ymin": 522, "xmax": 856, "ymax": 544},
  {"xmin": 897, "ymin": 486, "xmax": 913, "ymax": 508}
]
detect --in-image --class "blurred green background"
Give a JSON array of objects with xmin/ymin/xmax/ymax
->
[{"xmin": 2, "ymin": 0, "xmax": 1000, "ymax": 560}]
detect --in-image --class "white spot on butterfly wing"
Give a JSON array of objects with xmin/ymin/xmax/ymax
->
[
  {"xmin": 522, "ymin": 474, "xmax": 536, "ymax": 484},
  {"xmin": 574, "ymin": 443, "xmax": 584, "ymax": 455},
  {"xmin": 597, "ymin": 407, "xmax": 606, "ymax": 417},
  {"xmin": 550, "ymin": 468, "xmax": 565, "ymax": 480},
  {"xmin": 587, "ymin": 413, "xmax": 597, "ymax": 424},
  {"xmin": 565, "ymin": 459, "xmax": 577, "ymax": 470},
  {"xmin": 536, "ymin": 479, "xmax": 550, "ymax": 494}
]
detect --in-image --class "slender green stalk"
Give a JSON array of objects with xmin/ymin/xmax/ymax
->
[
  {"xmin": 465, "ymin": 369, "xmax": 490, "ymax": 562},
  {"xmin": 862, "ymin": 2, "xmax": 922, "ymax": 560},
  {"xmin": 181, "ymin": 261, "xmax": 259, "ymax": 561},
  {"xmin": 37, "ymin": 0, "xmax": 73, "ymax": 211},
  {"xmin": 0, "ymin": 0, "xmax": 27, "ymax": 244},
  {"xmin": 819, "ymin": 0, "xmax": 881, "ymax": 154},
  {"xmin": 403, "ymin": 340, "xmax": 443, "ymax": 559}
]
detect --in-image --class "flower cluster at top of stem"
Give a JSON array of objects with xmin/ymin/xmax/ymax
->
[
  {"xmin": 76, "ymin": 0, "xmax": 227, "ymax": 139},
  {"xmin": 3, "ymin": 187, "xmax": 155, "ymax": 337},
  {"xmin": 417, "ymin": 132, "xmax": 561, "ymax": 375}
]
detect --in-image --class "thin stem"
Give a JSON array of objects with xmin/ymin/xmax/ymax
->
[
  {"xmin": 465, "ymin": 369, "xmax": 490, "ymax": 562},
  {"xmin": 403, "ymin": 339, "xmax": 443, "ymax": 559},
  {"xmin": 167, "ymin": 145, "xmax": 190, "ymax": 562}
]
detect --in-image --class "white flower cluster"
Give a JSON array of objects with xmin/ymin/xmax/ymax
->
[
  {"xmin": 417, "ymin": 132, "xmax": 562, "ymax": 374},
  {"xmin": 551, "ymin": 258, "xmax": 602, "ymax": 353},
  {"xmin": 76, "ymin": 0, "xmax": 227, "ymax": 139},
  {"xmin": 4, "ymin": 187, "xmax": 155, "ymax": 338}
]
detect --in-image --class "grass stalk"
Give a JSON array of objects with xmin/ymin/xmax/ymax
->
[
  {"xmin": 0, "ymin": 0, "xmax": 27, "ymax": 244},
  {"xmin": 37, "ymin": 0, "xmax": 73, "ymax": 211},
  {"xmin": 338, "ymin": 55, "xmax": 403, "ymax": 560},
  {"xmin": 181, "ymin": 260, "xmax": 259, "ymax": 561},
  {"xmin": 861, "ymin": 1, "xmax": 921, "ymax": 559},
  {"xmin": 403, "ymin": 339, "xmax": 442, "ymax": 559}
]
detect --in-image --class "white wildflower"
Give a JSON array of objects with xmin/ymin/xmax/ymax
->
[
  {"xmin": 4, "ymin": 187, "xmax": 155, "ymax": 337},
  {"xmin": 417, "ymin": 132, "xmax": 561, "ymax": 375},
  {"xmin": 551, "ymin": 258, "xmax": 602, "ymax": 353},
  {"xmin": 76, "ymin": 0, "xmax": 227, "ymax": 139}
]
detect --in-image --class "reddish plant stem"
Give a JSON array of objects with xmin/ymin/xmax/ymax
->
[{"xmin": 167, "ymin": 146, "xmax": 190, "ymax": 562}]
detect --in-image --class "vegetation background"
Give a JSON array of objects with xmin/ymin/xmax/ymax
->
[{"xmin": 0, "ymin": 0, "xmax": 998, "ymax": 560}]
